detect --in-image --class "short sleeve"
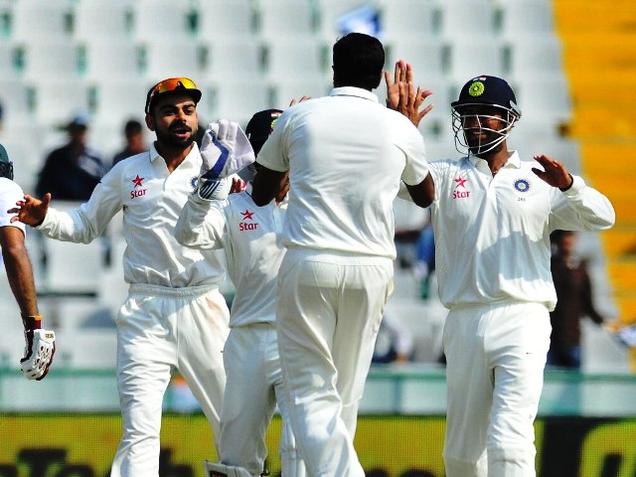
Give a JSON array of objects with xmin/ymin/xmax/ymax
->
[
  {"xmin": 255, "ymin": 109, "xmax": 292, "ymax": 172},
  {"xmin": 0, "ymin": 179, "xmax": 26, "ymax": 233},
  {"xmin": 399, "ymin": 123, "xmax": 430, "ymax": 186}
]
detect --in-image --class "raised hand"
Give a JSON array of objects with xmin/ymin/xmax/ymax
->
[
  {"xmin": 384, "ymin": 59, "xmax": 410, "ymax": 110},
  {"xmin": 200, "ymin": 120, "xmax": 255, "ymax": 180},
  {"xmin": 8, "ymin": 193, "xmax": 51, "ymax": 227},
  {"xmin": 531, "ymin": 155, "xmax": 574, "ymax": 190},
  {"xmin": 398, "ymin": 80, "xmax": 433, "ymax": 128}
]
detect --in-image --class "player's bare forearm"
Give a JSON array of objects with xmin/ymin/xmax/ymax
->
[
  {"xmin": 406, "ymin": 174, "xmax": 435, "ymax": 208},
  {"xmin": 1, "ymin": 236, "xmax": 38, "ymax": 316},
  {"xmin": 252, "ymin": 166, "xmax": 286, "ymax": 206}
]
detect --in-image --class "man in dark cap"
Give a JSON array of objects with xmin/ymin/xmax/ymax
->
[
  {"xmin": 10, "ymin": 77, "xmax": 255, "ymax": 477},
  {"xmin": 176, "ymin": 108, "xmax": 306, "ymax": 477},
  {"xmin": 389, "ymin": 71, "xmax": 615, "ymax": 477},
  {"xmin": 35, "ymin": 114, "xmax": 106, "ymax": 201},
  {"xmin": 0, "ymin": 143, "xmax": 55, "ymax": 380}
]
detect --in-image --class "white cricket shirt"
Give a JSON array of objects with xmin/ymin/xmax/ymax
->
[
  {"xmin": 37, "ymin": 143, "xmax": 225, "ymax": 288},
  {"xmin": 428, "ymin": 151, "xmax": 615, "ymax": 310},
  {"xmin": 175, "ymin": 190, "xmax": 286, "ymax": 326},
  {"xmin": 0, "ymin": 178, "xmax": 26, "ymax": 235},
  {"xmin": 256, "ymin": 86, "xmax": 429, "ymax": 259}
]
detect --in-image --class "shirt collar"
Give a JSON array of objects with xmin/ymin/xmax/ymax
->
[
  {"xmin": 469, "ymin": 150, "xmax": 521, "ymax": 172},
  {"xmin": 329, "ymin": 86, "xmax": 379, "ymax": 103},
  {"xmin": 148, "ymin": 141, "xmax": 200, "ymax": 167}
]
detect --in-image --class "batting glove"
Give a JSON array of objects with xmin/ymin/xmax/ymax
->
[
  {"xmin": 21, "ymin": 316, "xmax": 55, "ymax": 381},
  {"xmin": 200, "ymin": 120, "xmax": 256, "ymax": 180}
]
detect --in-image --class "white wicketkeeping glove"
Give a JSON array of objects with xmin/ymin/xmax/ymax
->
[
  {"xmin": 21, "ymin": 328, "xmax": 56, "ymax": 380},
  {"xmin": 196, "ymin": 176, "xmax": 232, "ymax": 201},
  {"xmin": 200, "ymin": 119, "xmax": 256, "ymax": 180}
]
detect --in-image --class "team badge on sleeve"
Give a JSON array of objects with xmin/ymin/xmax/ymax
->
[{"xmin": 514, "ymin": 179, "xmax": 530, "ymax": 192}]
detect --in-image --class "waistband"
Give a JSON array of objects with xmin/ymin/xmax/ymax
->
[
  {"xmin": 129, "ymin": 283, "xmax": 217, "ymax": 297},
  {"xmin": 284, "ymin": 247, "xmax": 393, "ymax": 266},
  {"xmin": 448, "ymin": 300, "xmax": 549, "ymax": 313},
  {"xmin": 232, "ymin": 321, "xmax": 276, "ymax": 330}
]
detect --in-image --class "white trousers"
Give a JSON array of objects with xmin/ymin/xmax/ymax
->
[
  {"xmin": 220, "ymin": 323, "xmax": 306, "ymax": 477},
  {"xmin": 111, "ymin": 284, "xmax": 230, "ymax": 477},
  {"xmin": 276, "ymin": 250, "xmax": 393, "ymax": 477},
  {"xmin": 443, "ymin": 302, "xmax": 551, "ymax": 477}
]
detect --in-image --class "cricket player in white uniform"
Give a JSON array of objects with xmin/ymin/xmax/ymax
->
[
  {"xmin": 250, "ymin": 34, "xmax": 431, "ymax": 477},
  {"xmin": 0, "ymin": 144, "xmax": 55, "ymax": 381},
  {"xmin": 175, "ymin": 109, "xmax": 306, "ymax": 477},
  {"xmin": 10, "ymin": 77, "xmax": 255, "ymax": 477},
  {"xmin": 393, "ymin": 74, "xmax": 615, "ymax": 477}
]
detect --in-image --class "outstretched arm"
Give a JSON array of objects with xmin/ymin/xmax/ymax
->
[
  {"xmin": 0, "ymin": 226, "xmax": 55, "ymax": 380},
  {"xmin": 0, "ymin": 226, "xmax": 38, "ymax": 316},
  {"xmin": 10, "ymin": 167, "xmax": 123, "ymax": 244}
]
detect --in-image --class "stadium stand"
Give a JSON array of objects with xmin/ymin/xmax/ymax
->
[
  {"xmin": 132, "ymin": 0, "xmax": 193, "ymax": 42},
  {"xmin": 0, "ymin": 0, "xmax": 630, "ymax": 373},
  {"xmin": 83, "ymin": 41, "xmax": 141, "ymax": 81},
  {"xmin": 256, "ymin": 0, "xmax": 316, "ymax": 40},
  {"xmin": 10, "ymin": 0, "xmax": 71, "ymax": 43},
  {"xmin": 553, "ymin": 0, "xmax": 636, "ymax": 368},
  {"xmin": 197, "ymin": 0, "xmax": 254, "ymax": 39},
  {"xmin": 203, "ymin": 39, "xmax": 263, "ymax": 87},
  {"xmin": 20, "ymin": 40, "xmax": 80, "ymax": 81},
  {"xmin": 499, "ymin": 0, "xmax": 555, "ymax": 38},
  {"xmin": 381, "ymin": 0, "xmax": 439, "ymax": 40},
  {"xmin": 265, "ymin": 37, "xmax": 327, "ymax": 81},
  {"xmin": 73, "ymin": 0, "xmax": 132, "ymax": 43},
  {"xmin": 143, "ymin": 40, "xmax": 204, "ymax": 80}
]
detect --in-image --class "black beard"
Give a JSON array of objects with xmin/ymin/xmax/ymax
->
[{"xmin": 155, "ymin": 126, "xmax": 196, "ymax": 150}]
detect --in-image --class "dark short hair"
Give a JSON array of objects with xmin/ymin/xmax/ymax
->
[
  {"xmin": 124, "ymin": 119, "xmax": 143, "ymax": 138},
  {"xmin": 332, "ymin": 33, "xmax": 384, "ymax": 90}
]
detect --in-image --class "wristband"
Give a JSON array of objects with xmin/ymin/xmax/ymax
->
[
  {"xmin": 559, "ymin": 174, "xmax": 574, "ymax": 192},
  {"xmin": 22, "ymin": 314, "xmax": 42, "ymax": 331}
]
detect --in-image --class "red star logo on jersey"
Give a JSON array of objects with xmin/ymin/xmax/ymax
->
[
  {"xmin": 132, "ymin": 175, "xmax": 144, "ymax": 188},
  {"xmin": 454, "ymin": 177, "xmax": 468, "ymax": 188},
  {"xmin": 241, "ymin": 209, "xmax": 255, "ymax": 221}
]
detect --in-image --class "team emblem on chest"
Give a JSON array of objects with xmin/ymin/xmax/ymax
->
[
  {"xmin": 514, "ymin": 178, "xmax": 530, "ymax": 192},
  {"xmin": 130, "ymin": 174, "xmax": 148, "ymax": 199},
  {"xmin": 452, "ymin": 176, "xmax": 471, "ymax": 199},
  {"xmin": 239, "ymin": 209, "xmax": 259, "ymax": 231}
]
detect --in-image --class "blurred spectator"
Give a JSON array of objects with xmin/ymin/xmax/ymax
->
[
  {"xmin": 372, "ymin": 314, "xmax": 414, "ymax": 364},
  {"xmin": 415, "ymin": 223, "xmax": 435, "ymax": 299},
  {"xmin": 112, "ymin": 119, "xmax": 147, "ymax": 166},
  {"xmin": 0, "ymin": 100, "xmax": 4, "ymax": 132},
  {"xmin": 165, "ymin": 373, "xmax": 200, "ymax": 413},
  {"xmin": 36, "ymin": 114, "xmax": 106, "ymax": 201},
  {"xmin": 548, "ymin": 230, "xmax": 606, "ymax": 369}
]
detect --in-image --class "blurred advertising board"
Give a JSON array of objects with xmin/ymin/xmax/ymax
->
[{"xmin": 1, "ymin": 414, "xmax": 636, "ymax": 476}]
